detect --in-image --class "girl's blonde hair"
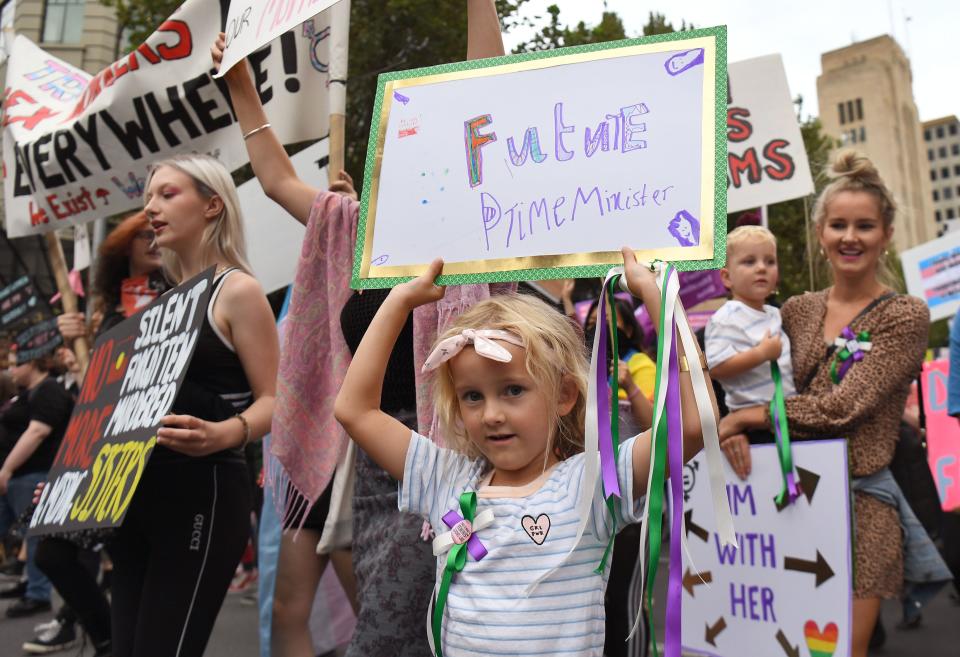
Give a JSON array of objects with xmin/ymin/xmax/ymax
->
[
  {"xmin": 433, "ymin": 293, "xmax": 588, "ymax": 464},
  {"xmin": 812, "ymin": 149, "xmax": 901, "ymax": 289},
  {"xmin": 145, "ymin": 154, "xmax": 252, "ymax": 283}
]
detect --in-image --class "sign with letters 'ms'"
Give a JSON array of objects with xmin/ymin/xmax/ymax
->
[
  {"xmin": 353, "ymin": 26, "xmax": 728, "ymax": 288},
  {"xmin": 921, "ymin": 360, "xmax": 960, "ymax": 511},
  {"xmin": 3, "ymin": 0, "xmax": 341, "ymax": 237},
  {"xmin": 726, "ymin": 55, "xmax": 813, "ymax": 213},
  {"xmin": 680, "ymin": 441, "xmax": 852, "ymax": 657},
  {"xmin": 29, "ymin": 268, "xmax": 214, "ymax": 536}
]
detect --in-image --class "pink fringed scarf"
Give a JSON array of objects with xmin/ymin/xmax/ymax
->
[{"xmin": 268, "ymin": 191, "xmax": 514, "ymax": 525}]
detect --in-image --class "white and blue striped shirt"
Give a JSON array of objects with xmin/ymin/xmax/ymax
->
[
  {"xmin": 399, "ymin": 431, "xmax": 645, "ymax": 657},
  {"xmin": 705, "ymin": 300, "xmax": 796, "ymax": 410}
]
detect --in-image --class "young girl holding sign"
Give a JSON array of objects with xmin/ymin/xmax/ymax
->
[
  {"xmin": 334, "ymin": 249, "xmax": 715, "ymax": 656},
  {"xmin": 106, "ymin": 154, "xmax": 279, "ymax": 657}
]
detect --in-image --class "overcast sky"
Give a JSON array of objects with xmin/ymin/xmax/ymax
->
[{"xmin": 504, "ymin": 0, "xmax": 959, "ymax": 123}]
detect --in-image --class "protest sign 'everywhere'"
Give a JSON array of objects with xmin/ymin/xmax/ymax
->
[
  {"xmin": 29, "ymin": 269, "xmax": 214, "ymax": 536},
  {"xmin": 353, "ymin": 27, "xmax": 727, "ymax": 288},
  {"xmin": 680, "ymin": 441, "xmax": 851, "ymax": 657},
  {"xmin": 3, "ymin": 0, "xmax": 340, "ymax": 238},
  {"xmin": 921, "ymin": 360, "xmax": 960, "ymax": 511}
]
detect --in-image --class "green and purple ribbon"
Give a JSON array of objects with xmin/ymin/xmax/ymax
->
[
  {"xmin": 770, "ymin": 361, "xmax": 801, "ymax": 506},
  {"xmin": 829, "ymin": 327, "xmax": 872, "ymax": 383},
  {"xmin": 643, "ymin": 263, "xmax": 682, "ymax": 657},
  {"xmin": 431, "ymin": 492, "xmax": 487, "ymax": 656}
]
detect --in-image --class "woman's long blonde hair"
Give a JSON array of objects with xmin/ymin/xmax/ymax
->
[
  {"xmin": 813, "ymin": 149, "xmax": 901, "ymax": 289},
  {"xmin": 432, "ymin": 293, "xmax": 588, "ymax": 465},
  {"xmin": 145, "ymin": 154, "xmax": 252, "ymax": 283}
]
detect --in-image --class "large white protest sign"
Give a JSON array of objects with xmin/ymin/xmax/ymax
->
[
  {"xmin": 2, "ymin": 0, "xmax": 345, "ymax": 238},
  {"xmin": 680, "ymin": 441, "xmax": 851, "ymax": 657},
  {"xmin": 354, "ymin": 27, "xmax": 727, "ymax": 288},
  {"xmin": 726, "ymin": 55, "xmax": 814, "ymax": 213},
  {"xmin": 217, "ymin": 0, "xmax": 344, "ymax": 84},
  {"xmin": 901, "ymin": 230, "xmax": 960, "ymax": 321},
  {"xmin": 237, "ymin": 138, "xmax": 329, "ymax": 293}
]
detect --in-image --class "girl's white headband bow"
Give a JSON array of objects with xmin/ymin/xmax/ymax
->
[{"xmin": 421, "ymin": 329, "xmax": 525, "ymax": 373}]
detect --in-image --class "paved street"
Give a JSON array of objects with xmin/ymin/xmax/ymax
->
[{"xmin": 2, "ymin": 575, "xmax": 956, "ymax": 656}]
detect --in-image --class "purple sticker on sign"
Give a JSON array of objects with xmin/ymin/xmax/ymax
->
[
  {"xmin": 668, "ymin": 210, "xmax": 701, "ymax": 247},
  {"xmin": 393, "ymin": 91, "xmax": 410, "ymax": 105},
  {"xmin": 664, "ymin": 48, "xmax": 705, "ymax": 76}
]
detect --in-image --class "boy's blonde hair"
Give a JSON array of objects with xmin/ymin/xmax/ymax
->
[
  {"xmin": 432, "ymin": 293, "xmax": 588, "ymax": 464},
  {"xmin": 726, "ymin": 225, "xmax": 777, "ymax": 257}
]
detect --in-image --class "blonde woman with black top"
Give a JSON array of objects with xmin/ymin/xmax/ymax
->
[{"xmin": 107, "ymin": 154, "xmax": 279, "ymax": 657}]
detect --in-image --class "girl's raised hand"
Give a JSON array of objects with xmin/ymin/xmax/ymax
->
[
  {"xmin": 390, "ymin": 259, "xmax": 446, "ymax": 310},
  {"xmin": 621, "ymin": 246, "xmax": 659, "ymax": 297},
  {"xmin": 328, "ymin": 170, "xmax": 357, "ymax": 201}
]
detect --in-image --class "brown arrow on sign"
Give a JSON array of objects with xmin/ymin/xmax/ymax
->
[
  {"xmin": 776, "ymin": 629, "xmax": 800, "ymax": 657},
  {"xmin": 776, "ymin": 466, "xmax": 822, "ymax": 512},
  {"xmin": 684, "ymin": 509, "xmax": 709, "ymax": 542},
  {"xmin": 784, "ymin": 549, "xmax": 835, "ymax": 587},
  {"xmin": 705, "ymin": 617, "xmax": 727, "ymax": 646},
  {"xmin": 682, "ymin": 567, "xmax": 713, "ymax": 597}
]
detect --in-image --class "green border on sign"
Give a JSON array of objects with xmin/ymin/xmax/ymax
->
[{"xmin": 352, "ymin": 25, "xmax": 728, "ymax": 289}]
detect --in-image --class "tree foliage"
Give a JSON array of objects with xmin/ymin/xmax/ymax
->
[{"xmin": 100, "ymin": 0, "xmax": 182, "ymax": 54}]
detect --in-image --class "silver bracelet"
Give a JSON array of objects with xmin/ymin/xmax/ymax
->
[{"xmin": 242, "ymin": 122, "xmax": 271, "ymax": 140}]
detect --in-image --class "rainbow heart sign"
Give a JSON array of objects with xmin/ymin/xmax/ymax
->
[{"xmin": 804, "ymin": 620, "xmax": 838, "ymax": 657}]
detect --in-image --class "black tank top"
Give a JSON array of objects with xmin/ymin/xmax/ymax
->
[
  {"xmin": 152, "ymin": 268, "xmax": 252, "ymax": 465},
  {"xmin": 339, "ymin": 288, "xmax": 416, "ymax": 414}
]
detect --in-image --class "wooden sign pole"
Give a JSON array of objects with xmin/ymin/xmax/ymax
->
[{"xmin": 44, "ymin": 231, "xmax": 90, "ymax": 373}]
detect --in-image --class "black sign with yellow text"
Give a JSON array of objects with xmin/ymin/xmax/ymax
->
[{"xmin": 29, "ymin": 267, "xmax": 214, "ymax": 535}]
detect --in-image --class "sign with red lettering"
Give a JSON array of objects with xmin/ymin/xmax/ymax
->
[
  {"xmin": 28, "ymin": 268, "xmax": 214, "ymax": 535},
  {"xmin": 3, "ymin": 0, "xmax": 345, "ymax": 237},
  {"xmin": 680, "ymin": 441, "xmax": 852, "ymax": 657},
  {"xmin": 726, "ymin": 55, "xmax": 814, "ymax": 213}
]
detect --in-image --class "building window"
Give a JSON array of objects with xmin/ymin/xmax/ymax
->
[
  {"xmin": 944, "ymin": 168, "xmax": 952, "ymax": 179},
  {"xmin": 846, "ymin": 100, "xmax": 855, "ymax": 126},
  {"xmin": 940, "ymin": 146, "xmax": 949, "ymax": 158},
  {"xmin": 929, "ymin": 149, "xmax": 935, "ymax": 161},
  {"xmin": 859, "ymin": 126, "xmax": 866, "ymax": 142},
  {"xmin": 43, "ymin": 0, "xmax": 85, "ymax": 43},
  {"xmin": 954, "ymin": 165, "xmax": 960, "ymax": 176},
  {"xmin": 937, "ymin": 210, "xmax": 943, "ymax": 222},
  {"xmin": 945, "ymin": 187, "xmax": 954, "ymax": 200},
  {"xmin": 838, "ymin": 103, "xmax": 846, "ymax": 125},
  {"xmin": 934, "ymin": 190, "xmax": 940, "ymax": 201},
  {"xmin": 855, "ymin": 98, "xmax": 863, "ymax": 121},
  {"xmin": 949, "ymin": 208, "xmax": 957, "ymax": 220},
  {"xmin": 937, "ymin": 126, "xmax": 946, "ymax": 139},
  {"xmin": 925, "ymin": 129, "xmax": 932, "ymax": 141},
  {"xmin": 951, "ymin": 124, "xmax": 959, "ymax": 136},
  {"xmin": 953, "ymin": 144, "xmax": 960, "ymax": 156},
  {"xmin": 932, "ymin": 170, "xmax": 938, "ymax": 181}
]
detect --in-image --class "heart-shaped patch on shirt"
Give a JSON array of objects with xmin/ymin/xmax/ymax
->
[{"xmin": 521, "ymin": 514, "xmax": 550, "ymax": 545}]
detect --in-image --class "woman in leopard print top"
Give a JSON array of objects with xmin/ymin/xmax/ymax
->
[{"xmin": 718, "ymin": 150, "xmax": 928, "ymax": 657}]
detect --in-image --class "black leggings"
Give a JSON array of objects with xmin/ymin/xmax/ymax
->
[
  {"xmin": 35, "ymin": 538, "xmax": 111, "ymax": 644},
  {"xmin": 109, "ymin": 459, "xmax": 252, "ymax": 657}
]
